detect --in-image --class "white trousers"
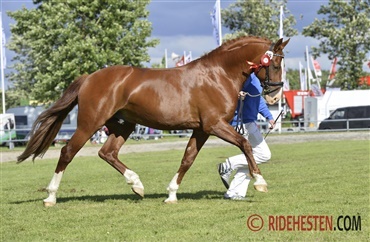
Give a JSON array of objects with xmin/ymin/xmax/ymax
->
[{"xmin": 226, "ymin": 122, "xmax": 271, "ymax": 197}]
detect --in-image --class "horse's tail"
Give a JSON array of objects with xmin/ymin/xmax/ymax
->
[{"xmin": 17, "ymin": 74, "xmax": 89, "ymax": 163}]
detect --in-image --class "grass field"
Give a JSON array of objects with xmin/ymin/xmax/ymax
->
[{"xmin": 1, "ymin": 140, "xmax": 369, "ymax": 241}]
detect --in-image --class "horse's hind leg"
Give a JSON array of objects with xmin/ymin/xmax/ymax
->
[
  {"xmin": 43, "ymin": 128, "xmax": 93, "ymax": 207},
  {"xmin": 98, "ymin": 121, "xmax": 144, "ymax": 198},
  {"xmin": 165, "ymin": 130, "xmax": 209, "ymax": 204}
]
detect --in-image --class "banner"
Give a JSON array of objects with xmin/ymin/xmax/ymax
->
[
  {"xmin": 176, "ymin": 56, "xmax": 185, "ymax": 67},
  {"xmin": 185, "ymin": 51, "xmax": 192, "ymax": 64},
  {"xmin": 0, "ymin": 13, "xmax": 5, "ymax": 69},
  {"xmin": 328, "ymin": 57, "xmax": 337, "ymax": 80},
  {"xmin": 1, "ymin": 11, "xmax": 6, "ymax": 114},
  {"xmin": 312, "ymin": 59, "xmax": 322, "ymax": 77},
  {"xmin": 283, "ymin": 78, "xmax": 290, "ymax": 91},
  {"xmin": 299, "ymin": 61, "xmax": 306, "ymax": 91},
  {"xmin": 210, "ymin": 0, "xmax": 222, "ymax": 46}
]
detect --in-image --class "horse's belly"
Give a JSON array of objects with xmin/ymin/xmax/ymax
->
[{"xmin": 119, "ymin": 108, "xmax": 199, "ymax": 130}]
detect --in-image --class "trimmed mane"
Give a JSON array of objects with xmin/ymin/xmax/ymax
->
[
  {"xmin": 220, "ymin": 36, "xmax": 270, "ymax": 51},
  {"xmin": 198, "ymin": 36, "xmax": 271, "ymax": 61}
]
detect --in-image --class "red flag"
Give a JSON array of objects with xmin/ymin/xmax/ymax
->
[
  {"xmin": 313, "ymin": 59, "xmax": 322, "ymax": 76},
  {"xmin": 176, "ymin": 56, "xmax": 185, "ymax": 67},
  {"xmin": 329, "ymin": 57, "xmax": 337, "ymax": 80}
]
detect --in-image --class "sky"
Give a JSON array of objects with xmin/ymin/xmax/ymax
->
[
  {"xmin": 0, "ymin": 0, "xmax": 368, "ymax": 89},
  {"xmin": 146, "ymin": 0, "xmax": 328, "ymax": 69}
]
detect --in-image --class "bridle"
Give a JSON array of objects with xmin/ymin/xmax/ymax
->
[
  {"xmin": 247, "ymin": 42, "xmax": 285, "ymax": 95},
  {"xmin": 234, "ymin": 42, "xmax": 285, "ymax": 135}
]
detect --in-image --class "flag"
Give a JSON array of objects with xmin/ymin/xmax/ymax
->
[
  {"xmin": 311, "ymin": 84, "xmax": 323, "ymax": 96},
  {"xmin": 281, "ymin": 58, "xmax": 289, "ymax": 91},
  {"xmin": 312, "ymin": 59, "xmax": 322, "ymax": 77},
  {"xmin": 1, "ymin": 11, "xmax": 6, "ymax": 114},
  {"xmin": 185, "ymin": 51, "xmax": 192, "ymax": 64},
  {"xmin": 0, "ymin": 12, "xmax": 5, "ymax": 69},
  {"xmin": 176, "ymin": 56, "xmax": 185, "ymax": 67},
  {"xmin": 210, "ymin": 0, "xmax": 222, "ymax": 46},
  {"xmin": 328, "ymin": 57, "xmax": 337, "ymax": 80},
  {"xmin": 164, "ymin": 49, "xmax": 168, "ymax": 68},
  {"xmin": 299, "ymin": 61, "xmax": 306, "ymax": 91},
  {"xmin": 307, "ymin": 62, "xmax": 314, "ymax": 82},
  {"xmin": 283, "ymin": 78, "xmax": 290, "ymax": 91},
  {"xmin": 279, "ymin": 6, "xmax": 283, "ymax": 38}
]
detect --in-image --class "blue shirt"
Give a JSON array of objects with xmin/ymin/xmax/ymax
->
[{"xmin": 232, "ymin": 73, "xmax": 273, "ymax": 125}]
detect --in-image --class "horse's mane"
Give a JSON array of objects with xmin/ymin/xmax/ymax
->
[{"xmin": 197, "ymin": 35, "xmax": 271, "ymax": 62}]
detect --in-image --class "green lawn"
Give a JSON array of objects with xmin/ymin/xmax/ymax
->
[{"xmin": 1, "ymin": 140, "xmax": 369, "ymax": 241}]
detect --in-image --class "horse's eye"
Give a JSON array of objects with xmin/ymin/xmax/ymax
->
[{"xmin": 273, "ymin": 65, "xmax": 281, "ymax": 70}]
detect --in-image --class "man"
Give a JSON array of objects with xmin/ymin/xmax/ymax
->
[{"xmin": 218, "ymin": 73, "xmax": 275, "ymax": 200}]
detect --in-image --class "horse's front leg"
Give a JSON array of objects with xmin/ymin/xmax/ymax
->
[
  {"xmin": 164, "ymin": 130, "xmax": 209, "ymax": 204},
  {"xmin": 210, "ymin": 120, "xmax": 267, "ymax": 193}
]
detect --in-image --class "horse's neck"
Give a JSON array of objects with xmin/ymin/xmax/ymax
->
[{"xmin": 223, "ymin": 41, "xmax": 266, "ymax": 89}]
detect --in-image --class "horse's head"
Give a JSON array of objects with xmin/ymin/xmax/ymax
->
[{"xmin": 247, "ymin": 38, "xmax": 290, "ymax": 105}]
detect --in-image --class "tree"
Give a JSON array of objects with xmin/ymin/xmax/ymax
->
[
  {"xmin": 302, "ymin": 0, "xmax": 370, "ymax": 89},
  {"xmin": 7, "ymin": 0, "xmax": 159, "ymax": 103},
  {"xmin": 222, "ymin": 0, "xmax": 298, "ymax": 42},
  {"xmin": 151, "ymin": 56, "xmax": 166, "ymax": 68},
  {"xmin": 285, "ymin": 69, "xmax": 330, "ymax": 90},
  {"xmin": 0, "ymin": 88, "xmax": 29, "ymax": 113}
]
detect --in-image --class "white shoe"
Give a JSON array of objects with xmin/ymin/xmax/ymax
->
[
  {"xmin": 224, "ymin": 194, "xmax": 247, "ymax": 201},
  {"xmin": 217, "ymin": 161, "xmax": 232, "ymax": 189}
]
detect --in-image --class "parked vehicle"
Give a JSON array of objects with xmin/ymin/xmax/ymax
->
[
  {"xmin": 305, "ymin": 89, "xmax": 370, "ymax": 128},
  {"xmin": 6, "ymin": 105, "xmax": 78, "ymax": 144},
  {"xmin": 0, "ymin": 113, "xmax": 16, "ymax": 146},
  {"xmin": 318, "ymin": 105, "xmax": 370, "ymax": 130}
]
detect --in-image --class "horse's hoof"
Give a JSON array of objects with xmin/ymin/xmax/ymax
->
[
  {"xmin": 164, "ymin": 199, "xmax": 178, "ymax": 204},
  {"xmin": 131, "ymin": 187, "xmax": 144, "ymax": 198},
  {"xmin": 254, "ymin": 184, "xmax": 268, "ymax": 193},
  {"xmin": 43, "ymin": 201, "xmax": 56, "ymax": 207}
]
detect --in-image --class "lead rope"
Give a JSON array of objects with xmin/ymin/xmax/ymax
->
[
  {"xmin": 234, "ymin": 97, "xmax": 245, "ymax": 135},
  {"xmin": 234, "ymin": 92, "xmax": 261, "ymax": 135}
]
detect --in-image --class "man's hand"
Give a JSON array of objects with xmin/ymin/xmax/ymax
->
[
  {"xmin": 268, "ymin": 119, "xmax": 275, "ymax": 129},
  {"xmin": 238, "ymin": 91, "xmax": 246, "ymax": 100}
]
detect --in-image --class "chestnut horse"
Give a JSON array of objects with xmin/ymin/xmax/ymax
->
[{"xmin": 18, "ymin": 36, "xmax": 289, "ymax": 206}]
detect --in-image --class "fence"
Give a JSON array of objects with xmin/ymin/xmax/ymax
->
[{"xmin": 1, "ymin": 118, "xmax": 369, "ymax": 149}]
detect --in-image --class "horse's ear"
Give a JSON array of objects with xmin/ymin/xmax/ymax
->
[
  {"xmin": 275, "ymin": 38, "xmax": 283, "ymax": 49},
  {"xmin": 274, "ymin": 38, "xmax": 290, "ymax": 51},
  {"xmin": 281, "ymin": 38, "xmax": 290, "ymax": 49}
]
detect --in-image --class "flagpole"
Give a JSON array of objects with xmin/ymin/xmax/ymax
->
[
  {"xmin": 164, "ymin": 49, "xmax": 168, "ymax": 68},
  {"xmin": 277, "ymin": 5, "xmax": 284, "ymax": 134},
  {"xmin": 217, "ymin": 0, "xmax": 222, "ymax": 46},
  {"xmin": 306, "ymin": 46, "xmax": 312, "ymax": 90},
  {"xmin": 1, "ymin": 12, "xmax": 5, "ymax": 114},
  {"xmin": 299, "ymin": 61, "xmax": 303, "ymax": 91},
  {"xmin": 211, "ymin": 0, "xmax": 222, "ymax": 46}
]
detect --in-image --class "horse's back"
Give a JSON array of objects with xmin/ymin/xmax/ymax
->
[{"xmin": 76, "ymin": 65, "xmax": 202, "ymax": 129}]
